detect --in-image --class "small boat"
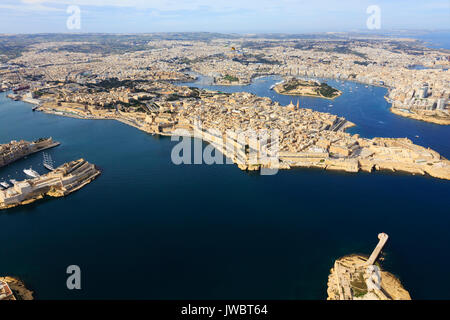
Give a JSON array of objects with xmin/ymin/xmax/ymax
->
[
  {"xmin": 23, "ymin": 168, "xmax": 40, "ymax": 178},
  {"xmin": 328, "ymin": 104, "xmax": 333, "ymax": 107},
  {"xmin": 415, "ymin": 135, "xmax": 420, "ymax": 138},
  {"xmin": 9, "ymin": 179, "xmax": 17, "ymax": 185},
  {"xmin": 43, "ymin": 152, "xmax": 55, "ymax": 171},
  {"xmin": 0, "ymin": 181, "xmax": 11, "ymax": 189}
]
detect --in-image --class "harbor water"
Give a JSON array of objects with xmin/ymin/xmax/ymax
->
[{"xmin": 0, "ymin": 76, "xmax": 449, "ymax": 299}]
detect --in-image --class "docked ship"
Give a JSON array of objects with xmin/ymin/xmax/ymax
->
[
  {"xmin": 23, "ymin": 168, "xmax": 40, "ymax": 178},
  {"xmin": 43, "ymin": 153, "xmax": 55, "ymax": 171},
  {"xmin": 0, "ymin": 181, "xmax": 10, "ymax": 189}
]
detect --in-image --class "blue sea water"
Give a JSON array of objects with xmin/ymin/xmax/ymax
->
[
  {"xmin": 0, "ymin": 76, "xmax": 449, "ymax": 299},
  {"xmin": 415, "ymin": 31, "xmax": 450, "ymax": 50}
]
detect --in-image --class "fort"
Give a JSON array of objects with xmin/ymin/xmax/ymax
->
[
  {"xmin": 35, "ymin": 93, "xmax": 450, "ymax": 180},
  {"xmin": 0, "ymin": 158, "xmax": 101, "ymax": 210},
  {"xmin": 327, "ymin": 233, "xmax": 411, "ymax": 300},
  {"xmin": 273, "ymin": 78, "xmax": 342, "ymax": 99}
]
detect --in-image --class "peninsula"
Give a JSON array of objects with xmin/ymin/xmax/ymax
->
[
  {"xmin": 0, "ymin": 137, "xmax": 60, "ymax": 168},
  {"xmin": 0, "ymin": 276, "xmax": 33, "ymax": 300},
  {"xmin": 0, "ymin": 158, "xmax": 100, "ymax": 210},
  {"xmin": 327, "ymin": 233, "xmax": 411, "ymax": 300},
  {"xmin": 390, "ymin": 105, "xmax": 450, "ymax": 125},
  {"xmin": 273, "ymin": 78, "xmax": 342, "ymax": 99},
  {"xmin": 1, "ymin": 34, "xmax": 450, "ymax": 180},
  {"xmin": 30, "ymin": 86, "xmax": 450, "ymax": 181}
]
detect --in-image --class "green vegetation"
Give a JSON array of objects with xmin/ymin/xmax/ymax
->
[
  {"xmin": 354, "ymin": 61, "xmax": 370, "ymax": 66},
  {"xmin": 223, "ymin": 74, "xmax": 239, "ymax": 82},
  {"xmin": 187, "ymin": 88, "xmax": 200, "ymax": 98},
  {"xmin": 279, "ymin": 79, "xmax": 340, "ymax": 98},
  {"xmin": 232, "ymin": 53, "xmax": 281, "ymax": 66},
  {"xmin": 134, "ymin": 106, "xmax": 147, "ymax": 113},
  {"xmin": 283, "ymin": 83, "xmax": 299, "ymax": 91},
  {"xmin": 326, "ymin": 46, "xmax": 368, "ymax": 59},
  {"xmin": 88, "ymin": 78, "xmax": 148, "ymax": 90},
  {"xmin": 167, "ymin": 94, "xmax": 181, "ymax": 101},
  {"xmin": 350, "ymin": 272, "xmax": 368, "ymax": 298},
  {"xmin": 33, "ymin": 91, "xmax": 45, "ymax": 97},
  {"xmin": 316, "ymin": 82, "xmax": 340, "ymax": 98}
]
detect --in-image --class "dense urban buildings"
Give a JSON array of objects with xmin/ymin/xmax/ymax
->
[
  {"xmin": 0, "ymin": 32, "xmax": 449, "ymax": 301},
  {"xmin": 1, "ymin": 34, "xmax": 449, "ymax": 179}
]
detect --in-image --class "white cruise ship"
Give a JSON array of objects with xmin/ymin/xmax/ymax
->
[{"xmin": 23, "ymin": 168, "xmax": 40, "ymax": 178}]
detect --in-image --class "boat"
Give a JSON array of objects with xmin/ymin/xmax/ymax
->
[
  {"xmin": 23, "ymin": 168, "xmax": 40, "ymax": 178},
  {"xmin": 9, "ymin": 179, "xmax": 17, "ymax": 185},
  {"xmin": 0, "ymin": 181, "xmax": 11, "ymax": 189},
  {"xmin": 328, "ymin": 104, "xmax": 333, "ymax": 107},
  {"xmin": 43, "ymin": 152, "xmax": 55, "ymax": 171}
]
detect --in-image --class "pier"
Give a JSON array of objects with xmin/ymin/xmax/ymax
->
[{"xmin": 366, "ymin": 233, "xmax": 389, "ymax": 266}]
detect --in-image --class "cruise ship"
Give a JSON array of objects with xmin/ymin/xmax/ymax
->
[{"xmin": 23, "ymin": 168, "xmax": 40, "ymax": 178}]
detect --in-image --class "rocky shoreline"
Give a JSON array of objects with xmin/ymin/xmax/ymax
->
[
  {"xmin": 30, "ymin": 100, "xmax": 450, "ymax": 181},
  {"xmin": 0, "ymin": 276, "xmax": 34, "ymax": 300},
  {"xmin": 390, "ymin": 107, "xmax": 450, "ymax": 125},
  {"xmin": 327, "ymin": 233, "xmax": 411, "ymax": 300},
  {"xmin": 327, "ymin": 254, "xmax": 411, "ymax": 300}
]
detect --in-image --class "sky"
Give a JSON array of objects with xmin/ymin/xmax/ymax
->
[{"xmin": 0, "ymin": 0, "xmax": 449, "ymax": 34}]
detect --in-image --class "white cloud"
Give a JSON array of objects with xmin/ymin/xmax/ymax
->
[
  {"xmin": 12, "ymin": 0, "xmax": 348, "ymax": 12},
  {"xmin": 1, "ymin": 2, "xmax": 64, "ymax": 12}
]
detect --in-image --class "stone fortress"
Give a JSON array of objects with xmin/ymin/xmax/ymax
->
[
  {"xmin": 0, "ymin": 137, "xmax": 60, "ymax": 168},
  {"xmin": 327, "ymin": 233, "xmax": 411, "ymax": 300},
  {"xmin": 0, "ymin": 157, "xmax": 100, "ymax": 210}
]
